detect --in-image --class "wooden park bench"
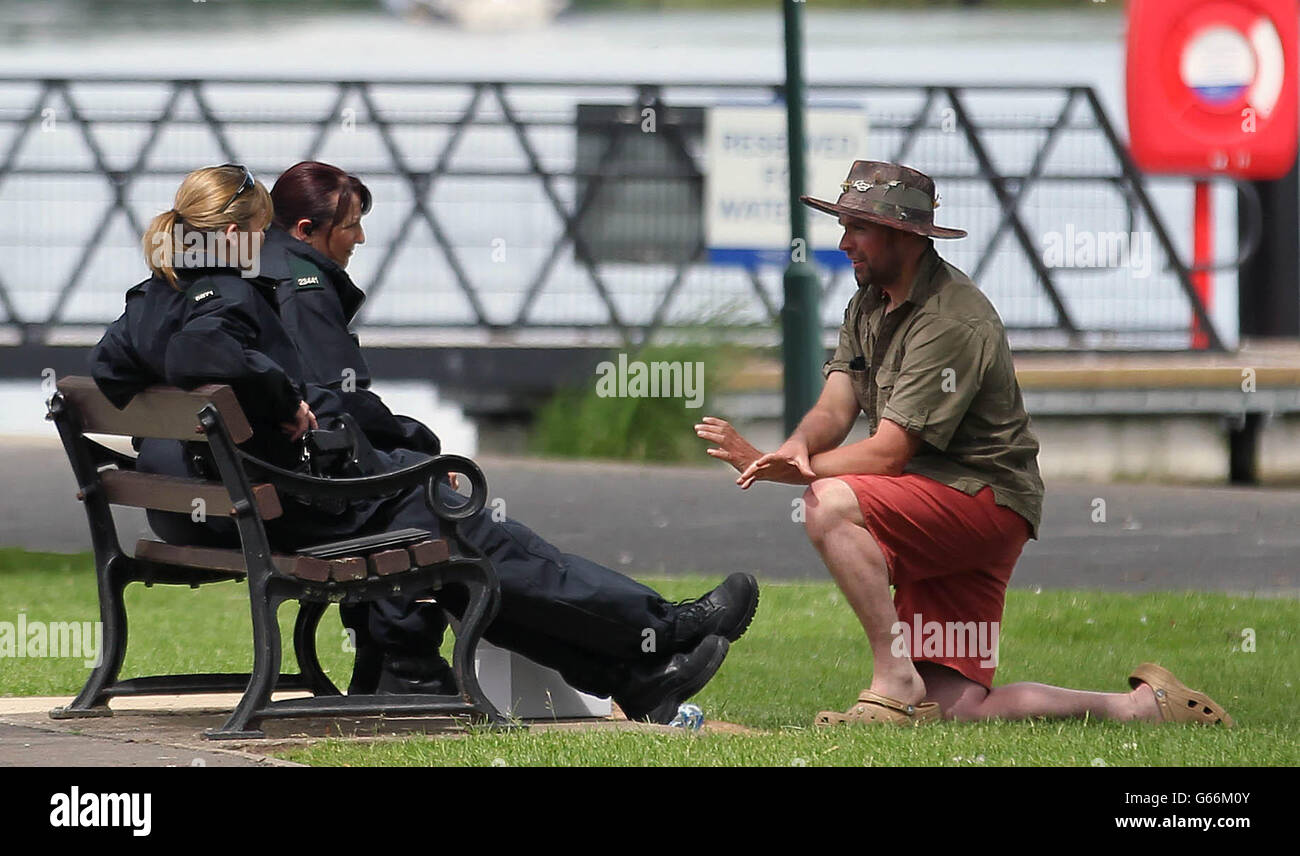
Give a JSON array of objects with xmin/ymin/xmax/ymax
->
[{"xmin": 45, "ymin": 376, "xmax": 509, "ymax": 739}]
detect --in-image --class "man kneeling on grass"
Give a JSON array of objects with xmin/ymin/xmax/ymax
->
[{"xmin": 696, "ymin": 161, "xmax": 1233, "ymax": 728}]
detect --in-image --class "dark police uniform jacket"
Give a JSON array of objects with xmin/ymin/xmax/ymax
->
[
  {"xmin": 90, "ymin": 264, "xmax": 398, "ymax": 549},
  {"xmin": 262, "ymin": 226, "xmax": 441, "ymax": 457}
]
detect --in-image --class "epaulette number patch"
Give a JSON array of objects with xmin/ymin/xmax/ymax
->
[
  {"xmin": 192, "ymin": 288, "xmax": 217, "ymax": 304},
  {"xmin": 287, "ymin": 255, "xmax": 325, "ymax": 290}
]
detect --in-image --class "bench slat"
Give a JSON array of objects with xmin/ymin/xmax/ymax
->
[
  {"xmin": 134, "ymin": 540, "xmax": 382, "ymax": 583},
  {"xmin": 409, "ymin": 540, "xmax": 450, "ymax": 567},
  {"xmin": 134, "ymin": 540, "xmax": 257, "ymax": 577},
  {"xmin": 329, "ymin": 557, "xmax": 368, "ymax": 582},
  {"xmin": 368, "ymin": 548, "xmax": 412, "ymax": 576},
  {"xmin": 58, "ymin": 377, "xmax": 253, "ymax": 444},
  {"xmin": 100, "ymin": 469, "xmax": 283, "ymax": 521}
]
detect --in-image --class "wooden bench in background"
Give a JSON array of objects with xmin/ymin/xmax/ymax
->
[{"xmin": 46, "ymin": 376, "xmax": 509, "ymax": 739}]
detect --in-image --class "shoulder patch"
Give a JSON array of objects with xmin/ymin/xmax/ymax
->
[
  {"xmin": 184, "ymin": 279, "xmax": 221, "ymax": 305},
  {"xmin": 287, "ymin": 256, "xmax": 325, "ymax": 292}
]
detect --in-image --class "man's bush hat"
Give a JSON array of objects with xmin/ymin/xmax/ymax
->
[{"xmin": 800, "ymin": 160, "xmax": 967, "ymax": 239}]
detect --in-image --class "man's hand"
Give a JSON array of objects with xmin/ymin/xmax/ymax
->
[
  {"xmin": 280, "ymin": 400, "xmax": 317, "ymax": 442},
  {"xmin": 695, "ymin": 416, "xmax": 764, "ymax": 474},
  {"xmin": 737, "ymin": 438, "xmax": 817, "ymax": 490}
]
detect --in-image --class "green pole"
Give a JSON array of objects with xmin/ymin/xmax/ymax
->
[{"xmin": 781, "ymin": 0, "xmax": 823, "ymax": 436}]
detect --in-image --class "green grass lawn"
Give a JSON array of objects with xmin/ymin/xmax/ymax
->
[{"xmin": 1, "ymin": 548, "xmax": 1296, "ymax": 766}]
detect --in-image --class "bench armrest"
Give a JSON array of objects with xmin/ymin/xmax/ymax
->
[{"xmin": 236, "ymin": 451, "xmax": 487, "ymax": 522}]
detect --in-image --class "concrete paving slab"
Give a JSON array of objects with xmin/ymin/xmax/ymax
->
[{"xmin": 0, "ymin": 721, "xmax": 297, "ymax": 767}]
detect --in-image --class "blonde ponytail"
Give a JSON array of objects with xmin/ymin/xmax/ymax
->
[
  {"xmin": 142, "ymin": 208, "xmax": 182, "ymax": 286},
  {"xmin": 142, "ymin": 166, "xmax": 273, "ymax": 289}
]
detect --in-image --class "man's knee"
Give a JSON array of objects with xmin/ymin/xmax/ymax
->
[
  {"xmin": 941, "ymin": 694, "xmax": 987, "ymax": 721},
  {"xmin": 802, "ymin": 478, "xmax": 864, "ymax": 543},
  {"xmin": 916, "ymin": 662, "xmax": 989, "ymax": 721}
]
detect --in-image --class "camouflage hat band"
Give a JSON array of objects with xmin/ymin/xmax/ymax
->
[
  {"xmin": 837, "ymin": 197, "xmax": 926, "ymax": 224},
  {"xmin": 838, "ymin": 180, "xmax": 935, "ymax": 213}
]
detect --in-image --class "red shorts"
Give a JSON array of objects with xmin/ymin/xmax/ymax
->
[{"xmin": 835, "ymin": 473, "xmax": 1032, "ymax": 689}]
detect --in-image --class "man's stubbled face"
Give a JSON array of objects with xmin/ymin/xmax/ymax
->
[{"xmin": 838, "ymin": 215, "xmax": 907, "ymax": 289}]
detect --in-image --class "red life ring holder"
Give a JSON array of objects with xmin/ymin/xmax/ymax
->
[{"xmin": 1129, "ymin": 0, "xmax": 1297, "ymax": 179}]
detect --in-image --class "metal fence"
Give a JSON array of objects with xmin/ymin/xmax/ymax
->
[{"xmin": 0, "ymin": 77, "xmax": 1226, "ymax": 352}]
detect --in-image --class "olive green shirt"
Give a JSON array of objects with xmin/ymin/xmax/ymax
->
[{"xmin": 823, "ymin": 244, "xmax": 1045, "ymax": 539}]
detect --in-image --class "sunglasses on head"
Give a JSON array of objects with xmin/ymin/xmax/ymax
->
[{"xmin": 218, "ymin": 163, "xmax": 255, "ymax": 213}]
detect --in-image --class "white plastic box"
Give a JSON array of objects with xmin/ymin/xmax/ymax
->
[{"xmin": 473, "ymin": 641, "xmax": 612, "ymax": 720}]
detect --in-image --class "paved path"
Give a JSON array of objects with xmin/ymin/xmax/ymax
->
[
  {"xmin": 0, "ymin": 695, "xmax": 680, "ymax": 767},
  {"xmin": 3, "ymin": 438, "xmax": 1298, "ymax": 595},
  {"xmin": 0, "ymin": 723, "xmax": 284, "ymax": 767}
]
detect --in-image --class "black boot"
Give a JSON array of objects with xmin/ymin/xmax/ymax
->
[
  {"xmin": 672, "ymin": 573, "xmax": 759, "ymax": 650},
  {"xmin": 615, "ymin": 635, "xmax": 730, "ymax": 724}
]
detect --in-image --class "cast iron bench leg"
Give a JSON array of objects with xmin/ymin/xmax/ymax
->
[
  {"xmin": 450, "ymin": 562, "xmax": 509, "ymax": 726},
  {"xmin": 205, "ymin": 575, "xmax": 282, "ymax": 739},
  {"xmin": 293, "ymin": 600, "xmax": 340, "ymax": 697},
  {"xmin": 51, "ymin": 555, "xmax": 130, "ymax": 719}
]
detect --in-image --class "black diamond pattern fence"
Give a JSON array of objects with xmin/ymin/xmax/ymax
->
[{"xmin": 0, "ymin": 78, "xmax": 1230, "ymax": 354}]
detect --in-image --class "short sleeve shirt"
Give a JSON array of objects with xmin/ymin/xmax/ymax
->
[{"xmin": 824, "ymin": 244, "xmax": 1045, "ymax": 538}]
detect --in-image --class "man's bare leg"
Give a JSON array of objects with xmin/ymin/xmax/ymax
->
[
  {"xmin": 915, "ymin": 662, "xmax": 1161, "ymax": 722},
  {"xmin": 803, "ymin": 478, "xmax": 925, "ymax": 706},
  {"xmin": 803, "ymin": 477, "xmax": 1161, "ymax": 721}
]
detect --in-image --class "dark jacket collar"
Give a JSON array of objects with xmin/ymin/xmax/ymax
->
[
  {"xmin": 173, "ymin": 264, "xmax": 280, "ymax": 293},
  {"xmin": 263, "ymin": 226, "xmax": 367, "ymax": 322},
  {"xmin": 172, "ymin": 251, "xmax": 257, "ymax": 278}
]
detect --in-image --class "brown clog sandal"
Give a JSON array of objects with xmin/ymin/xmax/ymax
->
[
  {"xmin": 814, "ymin": 689, "xmax": 941, "ymax": 727},
  {"xmin": 1129, "ymin": 663, "xmax": 1234, "ymax": 727}
]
